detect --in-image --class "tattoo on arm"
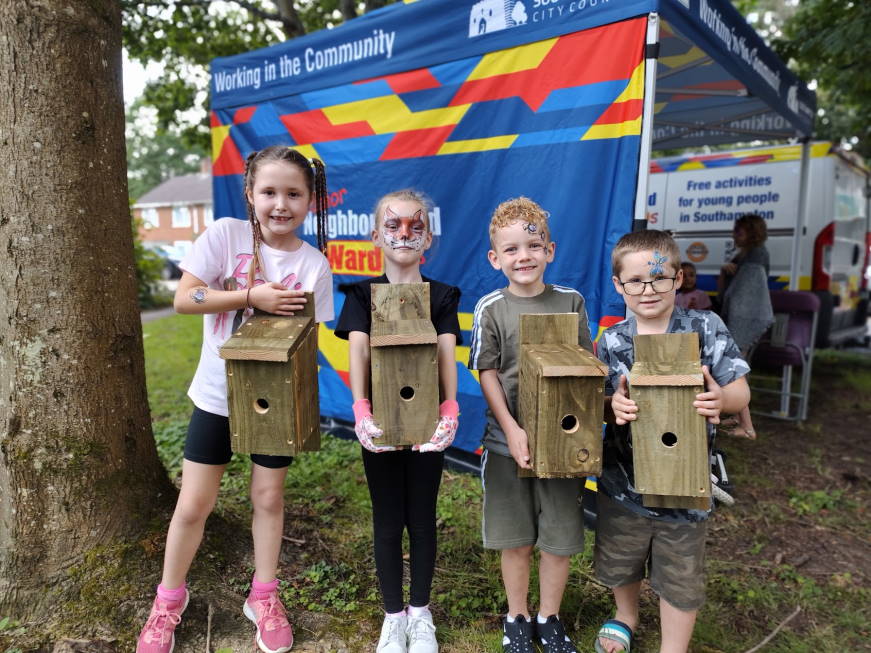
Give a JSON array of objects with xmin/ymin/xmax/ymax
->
[{"xmin": 189, "ymin": 286, "xmax": 208, "ymax": 304}]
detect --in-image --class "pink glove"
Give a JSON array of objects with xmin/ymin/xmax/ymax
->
[
  {"xmin": 353, "ymin": 399, "xmax": 395, "ymax": 453},
  {"xmin": 415, "ymin": 400, "xmax": 459, "ymax": 453}
]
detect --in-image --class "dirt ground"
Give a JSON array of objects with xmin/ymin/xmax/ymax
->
[{"xmin": 703, "ymin": 348, "xmax": 871, "ymax": 643}]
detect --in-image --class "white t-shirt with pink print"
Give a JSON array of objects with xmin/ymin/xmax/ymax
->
[{"xmin": 180, "ymin": 217, "xmax": 334, "ymax": 417}]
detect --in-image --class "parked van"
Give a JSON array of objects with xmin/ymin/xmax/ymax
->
[{"xmin": 646, "ymin": 143, "xmax": 870, "ymax": 347}]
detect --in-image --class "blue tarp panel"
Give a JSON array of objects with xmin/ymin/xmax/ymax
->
[
  {"xmin": 654, "ymin": 0, "xmax": 815, "ymax": 148},
  {"xmin": 209, "ymin": 0, "xmax": 814, "ymax": 454}
]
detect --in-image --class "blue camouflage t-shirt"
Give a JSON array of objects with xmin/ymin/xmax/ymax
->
[{"xmin": 597, "ymin": 307, "xmax": 750, "ymax": 523}]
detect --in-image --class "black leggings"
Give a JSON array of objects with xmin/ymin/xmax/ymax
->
[{"xmin": 361, "ymin": 447, "xmax": 444, "ymax": 613}]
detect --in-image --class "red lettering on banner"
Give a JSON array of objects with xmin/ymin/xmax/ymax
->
[{"xmin": 327, "ymin": 241, "xmax": 383, "ymax": 276}]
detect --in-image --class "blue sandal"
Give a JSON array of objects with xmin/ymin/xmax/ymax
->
[{"xmin": 594, "ymin": 619, "xmax": 632, "ymax": 653}]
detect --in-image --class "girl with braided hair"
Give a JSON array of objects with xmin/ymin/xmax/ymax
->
[{"xmin": 137, "ymin": 146, "xmax": 332, "ymax": 653}]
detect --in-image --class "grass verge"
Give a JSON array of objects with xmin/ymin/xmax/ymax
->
[{"xmin": 138, "ymin": 313, "xmax": 870, "ymax": 652}]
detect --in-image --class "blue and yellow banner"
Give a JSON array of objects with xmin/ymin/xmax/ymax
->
[{"xmin": 211, "ymin": 2, "xmax": 648, "ymax": 453}]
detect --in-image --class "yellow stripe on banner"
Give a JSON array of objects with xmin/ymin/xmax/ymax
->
[
  {"xmin": 613, "ymin": 61, "xmax": 645, "ymax": 104},
  {"xmin": 319, "ymin": 323, "xmax": 350, "ymax": 375},
  {"xmin": 466, "ymin": 38, "xmax": 557, "ymax": 81},
  {"xmin": 456, "ymin": 346, "xmax": 478, "ymax": 381},
  {"xmin": 691, "ymin": 143, "xmax": 831, "ymax": 167},
  {"xmin": 594, "ymin": 323, "xmax": 609, "ymax": 343},
  {"xmin": 585, "ymin": 477, "xmax": 598, "ymax": 492},
  {"xmin": 438, "ymin": 135, "xmax": 518, "ymax": 155},
  {"xmin": 659, "ymin": 46, "xmax": 710, "ymax": 70},
  {"xmin": 581, "ymin": 117, "xmax": 642, "ymax": 141},
  {"xmin": 654, "ymin": 101, "xmax": 667, "ymax": 114},
  {"xmin": 458, "ymin": 312, "xmax": 474, "ymax": 332},
  {"xmin": 775, "ymin": 275, "xmax": 813, "ymax": 291},
  {"xmin": 211, "ymin": 125, "xmax": 231, "ymax": 161},
  {"xmin": 292, "ymin": 144, "xmax": 321, "ymax": 162},
  {"xmin": 323, "ymin": 95, "xmax": 470, "ymax": 134},
  {"xmin": 677, "ymin": 161, "xmax": 707, "ymax": 171}
]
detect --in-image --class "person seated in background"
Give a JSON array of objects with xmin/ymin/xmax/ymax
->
[{"xmin": 675, "ymin": 262, "xmax": 712, "ymax": 311}]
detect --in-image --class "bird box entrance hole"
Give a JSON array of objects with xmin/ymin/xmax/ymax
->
[
  {"xmin": 560, "ymin": 414, "xmax": 579, "ymax": 433},
  {"xmin": 399, "ymin": 386, "xmax": 415, "ymax": 401},
  {"xmin": 661, "ymin": 431, "xmax": 678, "ymax": 447}
]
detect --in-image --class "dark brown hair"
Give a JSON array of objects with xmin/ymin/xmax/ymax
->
[
  {"xmin": 242, "ymin": 146, "xmax": 328, "ymax": 287},
  {"xmin": 734, "ymin": 213, "xmax": 768, "ymax": 250}
]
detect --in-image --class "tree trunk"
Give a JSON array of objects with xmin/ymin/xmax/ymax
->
[{"xmin": 0, "ymin": 0, "xmax": 173, "ymax": 619}]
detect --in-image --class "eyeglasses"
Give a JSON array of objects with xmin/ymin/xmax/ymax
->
[{"xmin": 618, "ymin": 277, "xmax": 677, "ymax": 295}]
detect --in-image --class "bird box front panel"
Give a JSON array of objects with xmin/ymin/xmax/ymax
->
[
  {"xmin": 226, "ymin": 357, "xmax": 299, "ymax": 456},
  {"xmin": 371, "ymin": 343, "xmax": 439, "ymax": 446},
  {"xmin": 520, "ymin": 344, "xmax": 605, "ymax": 478},
  {"xmin": 629, "ymin": 333, "xmax": 710, "ymax": 503},
  {"xmin": 516, "ymin": 314, "xmax": 606, "ymax": 478},
  {"xmin": 370, "ymin": 283, "xmax": 440, "ymax": 447},
  {"xmin": 220, "ymin": 294, "xmax": 319, "ymax": 457}
]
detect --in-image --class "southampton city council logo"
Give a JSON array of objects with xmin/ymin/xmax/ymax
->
[{"xmin": 469, "ymin": 0, "xmax": 528, "ymax": 37}]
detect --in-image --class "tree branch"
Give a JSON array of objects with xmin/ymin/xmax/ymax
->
[
  {"xmin": 742, "ymin": 606, "xmax": 801, "ymax": 653},
  {"xmin": 123, "ymin": 0, "xmax": 304, "ymax": 38}
]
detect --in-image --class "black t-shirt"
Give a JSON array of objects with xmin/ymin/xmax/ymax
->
[{"xmin": 334, "ymin": 275, "xmax": 462, "ymax": 343}]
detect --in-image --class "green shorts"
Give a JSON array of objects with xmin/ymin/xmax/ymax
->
[
  {"xmin": 481, "ymin": 450, "xmax": 585, "ymax": 556},
  {"xmin": 594, "ymin": 492, "xmax": 707, "ymax": 611}
]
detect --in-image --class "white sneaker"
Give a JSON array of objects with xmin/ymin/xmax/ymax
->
[
  {"xmin": 376, "ymin": 614, "xmax": 408, "ymax": 653},
  {"xmin": 406, "ymin": 612, "xmax": 438, "ymax": 653}
]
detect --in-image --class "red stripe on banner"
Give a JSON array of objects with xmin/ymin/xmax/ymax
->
[
  {"xmin": 600, "ymin": 315, "xmax": 624, "ymax": 329},
  {"xmin": 379, "ymin": 125, "xmax": 455, "ymax": 160},
  {"xmin": 450, "ymin": 18, "xmax": 645, "ymax": 111},
  {"xmin": 368, "ymin": 68, "xmax": 442, "ymax": 94},
  {"xmin": 280, "ymin": 109, "xmax": 375, "ymax": 144},
  {"xmin": 592, "ymin": 98, "xmax": 643, "ymax": 125},
  {"xmin": 210, "ymin": 111, "xmax": 223, "ymax": 128},
  {"xmin": 336, "ymin": 370, "xmax": 350, "ymax": 387},
  {"xmin": 213, "ymin": 135, "xmax": 245, "ymax": 176},
  {"xmin": 233, "ymin": 107, "xmax": 257, "ymax": 124},
  {"xmin": 669, "ymin": 80, "xmax": 744, "ymax": 103},
  {"xmin": 737, "ymin": 155, "xmax": 774, "ymax": 165},
  {"xmin": 649, "ymin": 161, "xmax": 665, "ymax": 173}
]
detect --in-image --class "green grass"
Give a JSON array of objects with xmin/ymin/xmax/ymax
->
[{"xmin": 142, "ymin": 314, "xmax": 871, "ymax": 651}]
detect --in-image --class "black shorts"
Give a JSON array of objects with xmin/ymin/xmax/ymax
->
[{"xmin": 183, "ymin": 406, "xmax": 293, "ymax": 469}]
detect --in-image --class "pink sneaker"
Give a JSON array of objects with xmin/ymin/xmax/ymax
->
[
  {"xmin": 243, "ymin": 589, "xmax": 294, "ymax": 653},
  {"xmin": 136, "ymin": 590, "xmax": 189, "ymax": 653}
]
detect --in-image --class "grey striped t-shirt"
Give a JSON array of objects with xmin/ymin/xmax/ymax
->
[{"xmin": 468, "ymin": 285, "xmax": 594, "ymax": 457}]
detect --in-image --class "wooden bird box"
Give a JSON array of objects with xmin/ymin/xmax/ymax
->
[
  {"xmin": 517, "ymin": 313, "xmax": 607, "ymax": 478},
  {"xmin": 219, "ymin": 293, "xmax": 319, "ymax": 457},
  {"xmin": 370, "ymin": 283, "xmax": 439, "ymax": 447},
  {"xmin": 629, "ymin": 333, "xmax": 710, "ymax": 510}
]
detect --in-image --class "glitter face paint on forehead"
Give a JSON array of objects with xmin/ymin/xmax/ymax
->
[
  {"xmin": 523, "ymin": 221, "xmax": 545, "ymax": 241},
  {"xmin": 381, "ymin": 205, "xmax": 428, "ymax": 251},
  {"xmin": 648, "ymin": 250, "xmax": 668, "ymax": 275}
]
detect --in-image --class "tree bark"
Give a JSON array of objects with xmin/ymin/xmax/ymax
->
[{"xmin": 0, "ymin": 0, "xmax": 173, "ymax": 618}]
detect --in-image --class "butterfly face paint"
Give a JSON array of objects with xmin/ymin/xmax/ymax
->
[
  {"xmin": 648, "ymin": 250, "xmax": 668, "ymax": 276},
  {"xmin": 381, "ymin": 205, "xmax": 428, "ymax": 251}
]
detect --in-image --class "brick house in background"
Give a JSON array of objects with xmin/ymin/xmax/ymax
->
[{"xmin": 133, "ymin": 165, "xmax": 213, "ymax": 260}]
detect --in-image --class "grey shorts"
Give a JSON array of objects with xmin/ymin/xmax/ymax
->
[
  {"xmin": 481, "ymin": 450, "xmax": 585, "ymax": 556},
  {"xmin": 594, "ymin": 492, "xmax": 707, "ymax": 611}
]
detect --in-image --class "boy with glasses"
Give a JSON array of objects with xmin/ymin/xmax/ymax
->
[{"xmin": 593, "ymin": 231, "xmax": 750, "ymax": 653}]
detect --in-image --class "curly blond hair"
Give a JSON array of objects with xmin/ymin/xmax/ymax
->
[{"xmin": 489, "ymin": 197, "xmax": 550, "ymax": 247}]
